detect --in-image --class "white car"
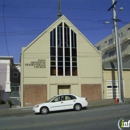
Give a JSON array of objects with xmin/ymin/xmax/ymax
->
[{"xmin": 33, "ymin": 94, "xmax": 88, "ymax": 114}]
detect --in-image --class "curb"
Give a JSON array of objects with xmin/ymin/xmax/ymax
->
[
  {"xmin": 0, "ymin": 103, "xmax": 115, "ymax": 117},
  {"xmin": 0, "ymin": 102, "xmax": 129, "ymax": 117}
]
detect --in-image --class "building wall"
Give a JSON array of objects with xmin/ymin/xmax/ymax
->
[
  {"xmin": 123, "ymin": 71, "xmax": 130, "ymax": 98},
  {"xmin": 103, "ymin": 70, "xmax": 130, "ymax": 99},
  {"xmin": 0, "ymin": 63, "xmax": 7, "ymax": 91},
  {"xmin": 0, "ymin": 60, "xmax": 11, "ymax": 102}
]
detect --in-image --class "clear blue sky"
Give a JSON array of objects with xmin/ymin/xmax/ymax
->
[{"xmin": 0, "ymin": 0, "xmax": 130, "ymax": 63}]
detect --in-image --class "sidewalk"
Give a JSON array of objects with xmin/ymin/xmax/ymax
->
[
  {"xmin": 0, "ymin": 99, "xmax": 129, "ymax": 117},
  {"xmin": 88, "ymin": 98, "xmax": 130, "ymax": 107}
]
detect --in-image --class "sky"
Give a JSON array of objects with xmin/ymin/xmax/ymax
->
[{"xmin": 0, "ymin": 0, "xmax": 130, "ymax": 63}]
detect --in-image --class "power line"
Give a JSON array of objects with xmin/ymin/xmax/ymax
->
[
  {"xmin": 2, "ymin": 1, "xmax": 10, "ymax": 56},
  {"xmin": 0, "ymin": 6, "xmax": 110, "ymax": 11},
  {"xmin": 0, "ymin": 15, "xmax": 129, "ymax": 25},
  {"xmin": 0, "ymin": 15, "xmax": 111, "ymax": 22},
  {"xmin": 0, "ymin": 27, "xmax": 113, "ymax": 37}
]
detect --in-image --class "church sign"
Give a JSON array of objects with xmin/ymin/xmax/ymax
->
[{"xmin": 25, "ymin": 59, "xmax": 46, "ymax": 68}]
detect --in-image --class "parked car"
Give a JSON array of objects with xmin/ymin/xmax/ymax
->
[{"xmin": 33, "ymin": 94, "xmax": 88, "ymax": 114}]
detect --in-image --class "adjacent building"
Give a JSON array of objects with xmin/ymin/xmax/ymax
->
[
  {"xmin": 20, "ymin": 15, "xmax": 102, "ymax": 107},
  {"xmin": 95, "ymin": 23, "xmax": 130, "ymax": 63},
  {"xmin": 0, "ymin": 56, "xmax": 20, "ymax": 105},
  {"xmin": 95, "ymin": 23, "xmax": 130, "ymax": 100}
]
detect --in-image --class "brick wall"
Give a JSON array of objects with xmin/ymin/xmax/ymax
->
[
  {"xmin": 23, "ymin": 84, "xmax": 47, "ymax": 106},
  {"xmin": 81, "ymin": 84, "xmax": 101, "ymax": 101}
]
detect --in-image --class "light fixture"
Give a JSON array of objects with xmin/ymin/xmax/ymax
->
[{"xmin": 119, "ymin": 7, "xmax": 124, "ymax": 11}]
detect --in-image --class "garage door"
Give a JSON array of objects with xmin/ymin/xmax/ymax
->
[
  {"xmin": 106, "ymin": 80, "xmax": 119, "ymax": 99},
  {"xmin": 58, "ymin": 85, "xmax": 70, "ymax": 95}
]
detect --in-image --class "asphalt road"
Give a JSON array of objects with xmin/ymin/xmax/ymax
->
[{"xmin": 0, "ymin": 104, "xmax": 130, "ymax": 130}]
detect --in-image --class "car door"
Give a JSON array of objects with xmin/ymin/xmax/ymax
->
[
  {"xmin": 49, "ymin": 95, "xmax": 65, "ymax": 111},
  {"xmin": 64, "ymin": 95, "xmax": 77, "ymax": 110}
]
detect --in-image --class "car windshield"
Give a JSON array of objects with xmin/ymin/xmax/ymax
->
[{"xmin": 46, "ymin": 96, "xmax": 56, "ymax": 102}]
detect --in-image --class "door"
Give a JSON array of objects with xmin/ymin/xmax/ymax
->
[
  {"xmin": 49, "ymin": 95, "xmax": 65, "ymax": 111},
  {"xmin": 58, "ymin": 85, "xmax": 70, "ymax": 95},
  {"xmin": 106, "ymin": 80, "xmax": 119, "ymax": 99},
  {"xmin": 64, "ymin": 95, "xmax": 77, "ymax": 110}
]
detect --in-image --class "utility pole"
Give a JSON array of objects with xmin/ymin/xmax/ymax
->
[{"xmin": 108, "ymin": 0, "xmax": 124, "ymax": 103}]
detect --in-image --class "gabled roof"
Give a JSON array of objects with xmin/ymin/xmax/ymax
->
[{"xmin": 23, "ymin": 15, "xmax": 100, "ymax": 54}]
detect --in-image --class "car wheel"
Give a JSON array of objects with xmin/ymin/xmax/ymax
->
[
  {"xmin": 74, "ymin": 104, "xmax": 81, "ymax": 111},
  {"xmin": 40, "ymin": 107, "xmax": 48, "ymax": 114}
]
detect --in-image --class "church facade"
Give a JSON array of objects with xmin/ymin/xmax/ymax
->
[{"xmin": 20, "ymin": 15, "xmax": 102, "ymax": 107}]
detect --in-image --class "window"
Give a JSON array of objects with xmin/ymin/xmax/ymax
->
[
  {"xmin": 11, "ymin": 87, "xmax": 15, "ymax": 91},
  {"xmin": 107, "ymin": 86, "xmax": 112, "ymax": 88},
  {"xmin": 71, "ymin": 30, "xmax": 77, "ymax": 48},
  {"xmin": 71, "ymin": 30, "xmax": 77, "ymax": 76},
  {"xmin": 65, "ymin": 95, "xmax": 71, "ymax": 100},
  {"xmin": 50, "ymin": 22, "xmax": 78, "ymax": 76},
  {"xmin": 96, "ymin": 45, "xmax": 100, "ymax": 50},
  {"xmin": 120, "ymin": 32, "xmax": 123, "ymax": 37},
  {"xmin": 16, "ymin": 87, "xmax": 19, "ymax": 91},
  {"xmin": 50, "ymin": 29, "xmax": 56, "ymax": 47},
  {"xmin": 64, "ymin": 95, "xmax": 76, "ymax": 100},
  {"xmin": 57, "ymin": 23, "xmax": 63, "ymax": 47},
  {"xmin": 113, "ymin": 86, "xmax": 117, "ymax": 88},
  {"xmin": 50, "ymin": 28, "xmax": 56, "ymax": 76},
  {"xmin": 52, "ymin": 96, "xmax": 65, "ymax": 102},
  {"xmin": 13, "ymin": 72, "xmax": 18, "ymax": 77},
  {"xmin": 109, "ymin": 50, "xmax": 115, "ymax": 57},
  {"xmin": 11, "ymin": 86, "xmax": 19, "ymax": 91},
  {"xmin": 128, "ymin": 27, "xmax": 130, "ymax": 33},
  {"xmin": 70, "ymin": 95, "xmax": 76, "ymax": 99},
  {"xmin": 64, "ymin": 23, "xmax": 70, "ymax": 48},
  {"xmin": 109, "ymin": 38, "xmax": 113, "ymax": 45},
  {"xmin": 52, "ymin": 96, "xmax": 61, "ymax": 102}
]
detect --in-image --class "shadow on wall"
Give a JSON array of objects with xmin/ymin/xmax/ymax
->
[
  {"xmin": 0, "ymin": 85, "xmax": 10, "ymax": 103},
  {"xmin": 111, "ymin": 70, "xmax": 116, "ymax": 81},
  {"xmin": 0, "ymin": 85, "xmax": 6, "ymax": 104},
  {"xmin": 0, "ymin": 85, "xmax": 3, "ymax": 99},
  {"xmin": 0, "ymin": 89, "xmax": 12, "ymax": 108},
  {"xmin": 111, "ymin": 69, "xmax": 117, "ymax": 99}
]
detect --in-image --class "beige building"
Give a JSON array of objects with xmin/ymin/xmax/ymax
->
[
  {"xmin": 20, "ymin": 15, "xmax": 102, "ymax": 107},
  {"xmin": 102, "ymin": 63, "xmax": 130, "ymax": 100},
  {"xmin": 95, "ymin": 23, "xmax": 130, "ymax": 101}
]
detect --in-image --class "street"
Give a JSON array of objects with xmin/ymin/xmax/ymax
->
[{"xmin": 0, "ymin": 104, "xmax": 130, "ymax": 130}]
